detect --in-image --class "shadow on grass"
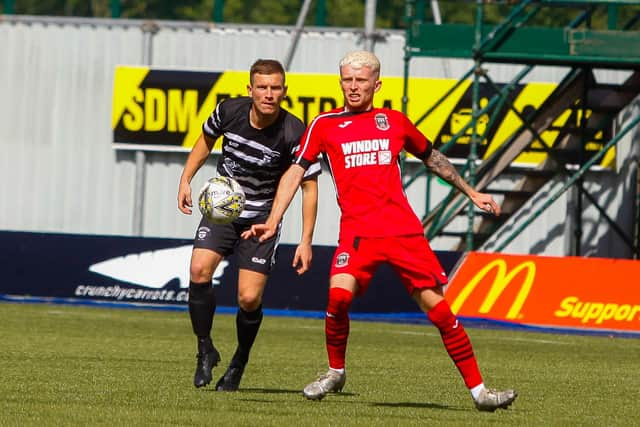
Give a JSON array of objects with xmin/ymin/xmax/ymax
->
[
  {"xmin": 236, "ymin": 387, "xmax": 305, "ymax": 395},
  {"xmin": 198, "ymin": 387, "xmax": 458, "ymax": 412},
  {"xmin": 370, "ymin": 401, "xmax": 464, "ymax": 411},
  {"xmin": 196, "ymin": 387, "xmax": 317, "ymax": 396},
  {"xmin": 238, "ymin": 388, "xmax": 358, "ymax": 398}
]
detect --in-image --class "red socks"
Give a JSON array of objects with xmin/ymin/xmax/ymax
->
[
  {"xmin": 324, "ymin": 289, "xmax": 482, "ymax": 389},
  {"xmin": 428, "ymin": 299, "xmax": 483, "ymax": 389},
  {"xmin": 325, "ymin": 287, "xmax": 353, "ymax": 370}
]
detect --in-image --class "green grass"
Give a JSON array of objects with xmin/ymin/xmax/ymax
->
[{"xmin": 1, "ymin": 302, "xmax": 638, "ymax": 426}]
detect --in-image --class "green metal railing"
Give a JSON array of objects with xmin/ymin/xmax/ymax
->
[
  {"xmin": 110, "ymin": 0, "xmax": 120, "ymax": 18},
  {"xmin": 494, "ymin": 113, "xmax": 640, "ymax": 252},
  {"xmin": 421, "ymin": 65, "xmax": 535, "ymax": 240},
  {"xmin": 3, "ymin": 0, "xmax": 14, "ymax": 14},
  {"xmin": 403, "ymin": 0, "xmax": 640, "ymax": 254}
]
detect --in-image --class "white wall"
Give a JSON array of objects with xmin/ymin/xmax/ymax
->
[{"xmin": 0, "ymin": 16, "xmax": 636, "ymax": 255}]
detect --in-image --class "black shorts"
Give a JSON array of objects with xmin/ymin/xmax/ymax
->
[{"xmin": 193, "ymin": 216, "xmax": 281, "ymax": 274}]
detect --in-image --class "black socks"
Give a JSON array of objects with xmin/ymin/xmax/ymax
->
[
  {"xmin": 189, "ymin": 281, "xmax": 263, "ymax": 366},
  {"xmin": 231, "ymin": 305, "xmax": 263, "ymax": 367},
  {"xmin": 188, "ymin": 281, "xmax": 217, "ymax": 347}
]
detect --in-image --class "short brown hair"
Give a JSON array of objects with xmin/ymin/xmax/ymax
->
[{"xmin": 249, "ymin": 59, "xmax": 286, "ymax": 85}]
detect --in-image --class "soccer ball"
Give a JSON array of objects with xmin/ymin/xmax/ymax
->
[{"xmin": 198, "ymin": 176, "xmax": 245, "ymax": 224}]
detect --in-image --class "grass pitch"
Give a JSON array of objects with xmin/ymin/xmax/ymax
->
[{"xmin": 1, "ymin": 302, "xmax": 638, "ymax": 426}]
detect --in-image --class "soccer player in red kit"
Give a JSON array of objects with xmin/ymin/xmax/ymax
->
[{"xmin": 243, "ymin": 51, "xmax": 517, "ymax": 411}]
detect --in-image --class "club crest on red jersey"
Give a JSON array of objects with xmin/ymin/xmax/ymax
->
[
  {"xmin": 374, "ymin": 113, "xmax": 390, "ymax": 131},
  {"xmin": 335, "ymin": 252, "xmax": 350, "ymax": 267}
]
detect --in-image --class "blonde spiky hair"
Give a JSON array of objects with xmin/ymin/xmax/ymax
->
[{"xmin": 339, "ymin": 50, "xmax": 381, "ymax": 76}]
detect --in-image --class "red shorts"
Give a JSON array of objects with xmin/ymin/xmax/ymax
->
[{"xmin": 329, "ymin": 234, "xmax": 448, "ymax": 296}]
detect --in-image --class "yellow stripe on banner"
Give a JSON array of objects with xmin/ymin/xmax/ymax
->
[
  {"xmin": 600, "ymin": 146, "xmax": 615, "ymax": 169},
  {"xmin": 111, "ymin": 66, "xmax": 149, "ymax": 130},
  {"xmin": 379, "ymin": 78, "xmax": 472, "ymax": 143},
  {"xmin": 181, "ymin": 71, "xmax": 247, "ymax": 149},
  {"xmin": 284, "ymin": 73, "xmax": 344, "ymax": 125},
  {"xmin": 110, "ymin": 67, "xmax": 616, "ymax": 168},
  {"xmin": 486, "ymin": 82, "xmax": 556, "ymax": 163}
]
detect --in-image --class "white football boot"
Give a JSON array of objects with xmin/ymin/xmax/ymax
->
[
  {"xmin": 474, "ymin": 388, "xmax": 518, "ymax": 412},
  {"xmin": 302, "ymin": 369, "xmax": 346, "ymax": 400}
]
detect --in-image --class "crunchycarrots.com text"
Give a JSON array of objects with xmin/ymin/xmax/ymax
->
[{"xmin": 75, "ymin": 285, "xmax": 188, "ymax": 302}]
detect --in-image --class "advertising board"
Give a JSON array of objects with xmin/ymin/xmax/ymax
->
[
  {"xmin": 447, "ymin": 252, "xmax": 640, "ymax": 334},
  {"xmin": 112, "ymin": 67, "xmax": 614, "ymax": 166}
]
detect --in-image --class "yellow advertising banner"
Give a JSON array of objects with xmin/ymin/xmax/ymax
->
[
  {"xmin": 111, "ymin": 66, "xmax": 614, "ymax": 166},
  {"xmin": 446, "ymin": 252, "xmax": 640, "ymax": 335}
]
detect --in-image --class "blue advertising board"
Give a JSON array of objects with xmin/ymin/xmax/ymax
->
[{"xmin": 0, "ymin": 231, "xmax": 461, "ymax": 316}]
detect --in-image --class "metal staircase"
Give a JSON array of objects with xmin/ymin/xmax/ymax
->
[{"xmin": 403, "ymin": 0, "xmax": 640, "ymax": 255}]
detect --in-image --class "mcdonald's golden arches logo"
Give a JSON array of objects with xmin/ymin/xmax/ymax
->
[{"xmin": 450, "ymin": 259, "xmax": 536, "ymax": 320}]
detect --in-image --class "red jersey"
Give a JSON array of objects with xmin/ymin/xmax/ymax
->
[{"xmin": 295, "ymin": 107, "xmax": 432, "ymax": 241}]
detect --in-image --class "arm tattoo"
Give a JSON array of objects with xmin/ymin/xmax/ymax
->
[{"xmin": 425, "ymin": 149, "xmax": 472, "ymax": 195}]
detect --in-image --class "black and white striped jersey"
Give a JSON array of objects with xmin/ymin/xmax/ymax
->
[{"xmin": 203, "ymin": 96, "xmax": 320, "ymax": 222}]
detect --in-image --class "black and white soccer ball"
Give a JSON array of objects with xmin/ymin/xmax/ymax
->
[{"xmin": 198, "ymin": 176, "xmax": 245, "ymax": 224}]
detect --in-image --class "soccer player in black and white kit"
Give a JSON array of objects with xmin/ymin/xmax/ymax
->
[{"xmin": 178, "ymin": 59, "xmax": 320, "ymax": 391}]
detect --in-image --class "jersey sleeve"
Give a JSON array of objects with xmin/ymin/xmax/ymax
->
[
  {"xmin": 302, "ymin": 158, "xmax": 321, "ymax": 180},
  {"xmin": 202, "ymin": 100, "xmax": 226, "ymax": 140},
  {"xmin": 293, "ymin": 116, "xmax": 324, "ymax": 173},
  {"xmin": 402, "ymin": 113, "xmax": 432, "ymax": 161},
  {"xmin": 287, "ymin": 115, "xmax": 321, "ymax": 181}
]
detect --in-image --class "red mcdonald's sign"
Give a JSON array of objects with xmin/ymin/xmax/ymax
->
[{"xmin": 446, "ymin": 252, "xmax": 640, "ymax": 334}]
